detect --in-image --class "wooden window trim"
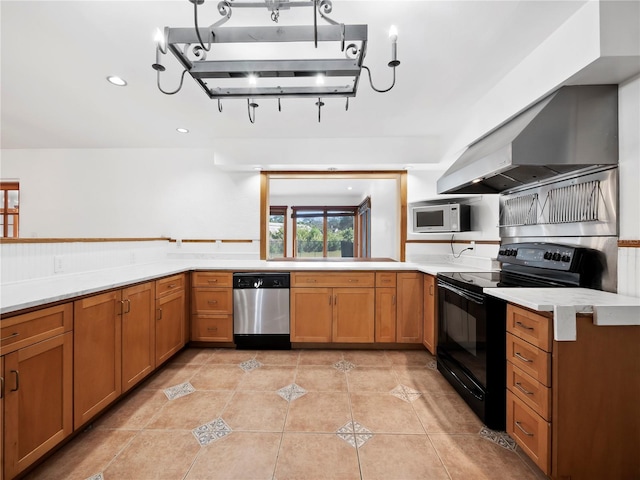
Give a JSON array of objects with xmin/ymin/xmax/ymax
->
[
  {"xmin": 1, "ymin": 182, "xmax": 20, "ymax": 238},
  {"xmin": 269, "ymin": 205, "xmax": 288, "ymax": 258}
]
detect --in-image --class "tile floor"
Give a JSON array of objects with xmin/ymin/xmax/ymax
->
[{"xmin": 26, "ymin": 348, "xmax": 547, "ymax": 480}]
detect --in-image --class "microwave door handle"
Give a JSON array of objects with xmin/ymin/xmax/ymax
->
[{"xmin": 438, "ymin": 282, "xmax": 484, "ymax": 305}]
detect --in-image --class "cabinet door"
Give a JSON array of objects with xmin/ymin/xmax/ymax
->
[
  {"xmin": 396, "ymin": 273, "xmax": 424, "ymax": 343},
  {"xmin": 4, "ymin": 333, "xmax": 73, "ymax": 479},
  {"xmin": 192, "ymin": 315, "xmax": 233, "ymax": 342},
  {"xmin": 375, "ymin": 287, "xmax": 396, "ymax": 342},
  {"xmin": 422, "ymin": 274, "xmax": 436, "ymax": 354},
  {"xmin": 122, "ymin": 282, "xmax": 156, "ymax": 393},
  {"xmin": 155, "ymin": 289, "xmax": 185, "ymax": 365},
  {"xmin": 290, "ymin": 288, "xmax": 333, "ymax": 342},
  {"xmin": 74, "ymin": 291, "xmax": 122, "ymax": 429},
  {"xmin": 333, "ymin": 288, "xmax": 375, "ymax": 343},
  {"xmin": 1, "ymin": 356, "xmax": 3, "ymax": 480}
]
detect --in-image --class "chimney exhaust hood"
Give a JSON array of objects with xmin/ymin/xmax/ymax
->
[{"xmin": 437, "ymin": 85, "xmax": 618, "ymax": 195}]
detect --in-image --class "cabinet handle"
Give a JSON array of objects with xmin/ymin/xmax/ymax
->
[
  {"xmin": 514, "ymin": 352, "xmax": 533, "ymax": 363},
  {"xmin": 515, "ymin": 421, "xmax": 534, "ymax": 437},
  {"xmin": 124, "ymin": 298, "xmax": 131, "ymax": 314},
  {"xmin": 0, "ymin": 376, "xmax": 4, "ymax": 399},
  {"xmin": 392, "ymin": 295, "xmax": 396, "ymax": 305},
  {"xmin": 10, "ymin": 370, "xmax": 19, "ymax": 392},
  {"xmin": 348, "ymin": 279, "xmax": 358, "ymax": 283},
  {"xmin": 157, "ymin": 308, "xmax": 163, "ymax": 320},
  {"xmin": 329, "ymin": 295, "xmax": 332, "ymax": 305},
  {"xmin": 0, "ymin": 332, "xmax": 19, "ymax": 342},
  {"xmin": 208, "ymin": 300, "xmax": 218, "ymax": 305},
  {"xmin": 168, "ymin": 283, "xmax": 177, "ymax": 288},
  {"xmin": 515, "ymin": 321, "xmax": 534, "ymax": 331},
  {"xmin": 207, "ymin": 327, "xmax": 218, "ymax": 332},
  {"xmin": 515, "ymin": 382, "xmax": 534, "ymax": 395},
  {"xmin": 334, "ymin": 295, "xmax": 337, "ymax": 305},
  {"xmin": 429, "ymin": 284, "xmax": 434, "ymax": 296},
  {"xmin": 208, "ymin": 279, "xmax": 218, "ymax": 283}
]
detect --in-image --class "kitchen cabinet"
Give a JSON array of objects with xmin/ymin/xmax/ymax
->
[
  {"xmin": 1, "ymin": 304, "xmax": 73, "ymax": 479},
  {"xmin": 155, "ymin": 274, "xmax": 186, "ymax": 365},
  {"xmin": 191, "ymin": 271, "xmax": 233, "ymax": 342},
  {"xmin": 121, "ymin": 282, "xmax": 156, "ymax": 393},
  {"xmin": 396, "ymin": 272, "xmax": 423, "ymax": 343},
  {"xmin": 505, "ymin": 303, "xmax": 640, "ymax": 479},
  {"xmin": 74, "ymin": 291, "xmax": 122, "ymax": 429},
  {"xmin": 290, "ymin": 272, "xmax": 375, "ymax": 343},
  {"xmin": 375, "ymin": 272, "xmax": 396, "ymax": 342},
  {"xmin": 422, "ymin": 274, "xmax": 436, "ymax": 354}
]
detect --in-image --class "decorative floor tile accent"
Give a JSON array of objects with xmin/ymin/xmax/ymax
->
[
  {"xmin": 427, "ymin": 359, "xmax": 438, "ymax": 370},
  {"xmin": 389, "ymin": 384, "xmax": 422, "ymax": 403},
  {"xmin": 192, "ymin": 417, "xmax": 232, "ymax": 446},
  {"xmin": 239, "ymin": 359, "xmax": 262, "ymax": 372},
  {"xmin": 479, "ymin": 426, "xmax": 517, "ymax": 451},
  {"xmin": 333, "ymin": 360, "xmax": 356, "ymax": 372},
  {"xmin": 85, "ymin": 473, "xmax": 104, "ymax": 480},
  {"xmin": 336, "ymin": 421, "xmax": 374, "ymax": 448},
  {"xmin": 277, "ymin": 383, "xmax": 308, "ymax": 402},
  {"xmin": 163, "ymin": 382, "xmax": 196, "ymax": 400}
]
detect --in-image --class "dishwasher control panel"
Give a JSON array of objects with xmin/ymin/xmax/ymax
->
[{"xmin": 233, "ymin": 272, "xmax": 290, "ymax": 289}]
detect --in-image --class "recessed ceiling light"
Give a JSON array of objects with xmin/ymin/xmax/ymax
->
[
  {"xmin": 347, "ymin": 186, "xmax": 353, "ymax": 190},
  {"xmin": 176, "ymin": 128, "xmax": 189, "ymax": 134},
  {"xmin": 106, "ymin": 76, "xmax": 127, "ymax": 86},
  {"xmin": 253, "ymin": 166, "xmax": 262, "ymax": 171}
]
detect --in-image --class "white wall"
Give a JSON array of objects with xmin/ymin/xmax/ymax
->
[{"xmin": 0, "ymin": 148, "xmax": 259, "ymax": 240}]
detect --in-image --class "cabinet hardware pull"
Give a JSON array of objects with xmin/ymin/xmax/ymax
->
[
  {"xmin": 157, "ymin": 308, "xmax": 163, "ymax": 320},
  {"xmin": 207, "ymin": 327, "xmax": 218, "ymax": 332},
  {"xmin": 515, "ymin": 321, "xmax": 534, "ymax": 331},
  {"xmin": 429, "ymin": 284, "xmax": 434, "ymax": 296},
  {"xmin": 0, "ymin": 376, "xmax": 4, "ymax": 399},
  {"xmin": 515, "ymin": 382, "xmax": 534, "ymax": 395},
  {"xmin": 515, "ymin": 421, "xmax": 534, "ymax": 437},
  {"xmin": 514, "ymin": 352, "xmax": 533, "ymax": 363},
  {"xmin": 392, "ymin": 295, "xmax": 396, "ymax": 305},
  {"xmin": 168, "ymin": 283, "xmax": 176, "ymax": 288},
  {"xmin": 124, "ymin": 298, "xmax": 131, "ymax": 314},
  {"xmin": 10, "ymin": 370, "xmax": 19, "ymax": 392},
  {"xmin": 208, "ymin": 300, "xmax": 218, "ymax": 305},
  {"xmin": 307, "ymin": 279, "xmax": 317, "ymax": 283},
  {"xmin": 119, "ymin": 300, "xmax": 125, "ymax": 316},
  {"xmin": 208, "ymin": 279, "xmax": 218, "ymax": 283},
  {"xmin": 334, "ymin": 295, "xmax": 337, "ymax": 305},
  {"xmin": 329, "ymin": 295, "xmax": 332, "ymax": 305},
  {"xmin": 348, "ymin": 279, "xmax": 358, "ymax": 282},
  {"xmin": 0, "ymin": 332, "xmax": 19, "ymax": 342}
]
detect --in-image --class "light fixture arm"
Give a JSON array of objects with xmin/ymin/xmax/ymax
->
[
  {"xmin": 156, "ymin": 68, "xmax": 188, "ymax": 95},
  {"xmin": 361, "ymin": 65, "xmax": 397, "ymax": 94}
]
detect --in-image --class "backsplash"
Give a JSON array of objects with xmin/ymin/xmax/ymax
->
[{"xmin": 618, "ymin": 247, "xmax": 640, "ymax": 297}]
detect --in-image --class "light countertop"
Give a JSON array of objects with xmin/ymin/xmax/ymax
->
[
  {"xmin": 0, "ymin": 259, "xmax": 489, "ymax": 315},
  {"xmin": 486, "ymin": 287, "xmax": 640, "ymax": 341}
]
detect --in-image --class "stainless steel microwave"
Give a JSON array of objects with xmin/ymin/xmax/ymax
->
[{"xmin": 412, "ymin": 203, "xmax": 471, "ymax": 233}]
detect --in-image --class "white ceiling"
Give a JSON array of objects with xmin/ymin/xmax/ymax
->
[{"xmin": 1, "ymin": 0, "xmax": 586, "ymax": 161}]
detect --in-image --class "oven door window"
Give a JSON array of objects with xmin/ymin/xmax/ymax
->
[{"xmin": 438, "ymin": 283, "xmax": 487, "ymax": 386}]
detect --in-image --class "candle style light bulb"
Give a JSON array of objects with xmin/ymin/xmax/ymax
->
[
  {"xmin": 388, "ymin": 25, "xmax": 398, "ymax": 43},
  {"xmin": 388, "ymin": 25, "xmax": 400, "ymax": 67}
]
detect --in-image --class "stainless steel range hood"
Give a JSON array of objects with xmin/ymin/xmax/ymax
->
[{"xmin": 437, "ymin": 85, "xmax": 618, "ymax": 194}]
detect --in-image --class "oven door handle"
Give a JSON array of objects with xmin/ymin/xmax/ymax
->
[
  {"xmin": 447, "ymin": 367, "xmax": 484, "ymax": 401},
  {"xmin": 437, "ymin": 281, "xmax": 484, "ymax": 305}
]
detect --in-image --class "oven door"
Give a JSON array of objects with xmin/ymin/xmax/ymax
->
[{"xmin": 436, "ymin": 279, "xmax": 487, "ymax": 418}]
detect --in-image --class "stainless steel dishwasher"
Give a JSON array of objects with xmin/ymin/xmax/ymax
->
[{"xmin": 233, "ymin": 272, "xmax": 290, "ymax": 350}]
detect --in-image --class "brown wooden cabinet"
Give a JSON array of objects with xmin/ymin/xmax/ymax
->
[
  {"xmin": 1, "ymin": 304, "xmax": 73, "ymax": 479},
  {"xmin": 74, "ymin": 291, "xmax": 122, "ymax": 429},
  {"xmin": 121, "ymin": 282, "xmax": 156, "ymax": 393},
  {"xmin": 375, "ymin": 272, "xmax": 396, "ymax": 342},
  {"xmin": 505, "ymin": 303, "xmax": 640, "ymax": 479},
  {"xmin": 396, "ymin": 272, "xmax": 423, "ymax": 343},
  {"xmin": 155, "ymin": 274, "xmax": 186, "ymax": 365},
  {"xmin": 191, "ymin": 272, "xmax": 233, "ymax": 343},
  {"xmin": 422, "ymin": 274, "xmax": 436, "ymax": 354},
  {"xmin": 290, "ymin": 272, "xmax": 375, "ymax": 343}
]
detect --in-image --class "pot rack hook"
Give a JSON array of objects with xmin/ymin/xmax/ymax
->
[
  {"xmin": 247, "ymin": 99, "xmax": 259, "ymax": 124},
  {"xmin": 217, "ymin": 99, "xmax": 223, "ymax": 113},
  {"xmin": 315, "ymin": 98, "xmax": 325, "ymax": 123},
  {"xmin": 278, "ymin": 98, "xmax": 282, "ymax": 112},
  {"xmin": 345, "ymin": 97, "xmax": 349, "ymax": 111}
]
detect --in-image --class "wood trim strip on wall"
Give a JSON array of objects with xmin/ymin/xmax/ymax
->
[
  {"xmin": 406, "ymin": 239, "xmax": 501, "ymax": 245},
  {"xmin": 0, "ymin": 237, "xmax": 170, "ymax": 244},
  {"xmin": 168, "ymin": 239, "xmax": 255, "ymax": 243},
  {"xmin": 618, "ymin": 240, "xmax": 640, "ymax": 248}
]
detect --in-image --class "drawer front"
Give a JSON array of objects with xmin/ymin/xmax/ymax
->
[
  {"xmin": 507, "ymin": 333, "xmax": 551, "ymax": 386},
  {"xmin": 156, "ymin": 274, "xmax": 184, "ymax": 297},
  {"xmin": 507, "ymin": 362, "xmax": 551, "ymax": 421},
  {"xmin": 375, "ymin": 272, "xmax": 397, "ymax": 287},
  {"xmin": 507, "ymin": 390, "xmax": 551, "ymax": 475},
  {"xmin": 192, "ymin": 289, "xmax": 233, "ymax": 314},
  {"xmin": 506, "ymin": 304, "xmax": 552, "ymax": 352},
  {"xmin": 291, "ymin": 272, "xmax": 375, "ymax": 288},
  {"xmin": 1, "ymin": 303, "xmax": 73, "ymax": 354},
  {"xmin": 192, "ymin": 271, "xmax": 233, "ymax": 288},
  {"xmin": 192, "ymin": 315, "xmax": 233, "ymax": 342}
]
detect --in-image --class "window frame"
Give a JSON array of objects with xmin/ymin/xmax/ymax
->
[
  {"xmin": 268, "ymin": 205, "xmax": 288, "ymax": 258},
  {"xmin": 291, "ymin": 205, "xmax": 357, "ymax": 258},
  {"xmin": 0, "ymin": 182, "xmax": 20, "ymax": 238}
]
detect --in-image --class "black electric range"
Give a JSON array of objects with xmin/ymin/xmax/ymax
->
[{"xmin": 435, "ymin": 242, "xmax": 604, "ymax": 430}]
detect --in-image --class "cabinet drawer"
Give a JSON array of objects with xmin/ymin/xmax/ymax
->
[
  {"xmin": 507, "ymin": 390, "xmax": 551, "ymax": 475},
  {"xmin": 507, "ymin": 362, "xmax": 551, "ymax": 421},
  {"xmin": 1, "ymin": 303, "xmax": 72, "ymax": 355},
  {"xmin": 192, "ymin": 271, "xmax": 233, "ymax": 288},
  {"xmin": 156, "ymin": 274, "xmax": 184, "ymax": 298},
  {"xmin": 506, "ymin": 304, "xmax": 552, "ymax": 352},
  {"xmin": 192, "ymin": 315, "xmax": 233, "ymax": 342},
  {"xmin": 192, "ymin": 289, "xmax": 233, "ymax": 314},
  {"xmin": 291, "ymin": 272, "xmax": 374, "ymax": 288},
  {"xmin": 507, "ymin": 333, "xmax": 551, "ymax": 386},
  {"xmin": 375, "ymin": 272, "xmax": 397, "ymax": 287}
]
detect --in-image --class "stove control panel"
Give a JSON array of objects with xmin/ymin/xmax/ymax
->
[{"xmin": 498, "ymin": 242, "xmax": 577, "ymax": 271}]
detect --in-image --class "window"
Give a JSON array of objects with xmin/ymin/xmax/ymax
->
[
  {"xmin": 268, "ymin": 206, "xmax": 287, "ymax": 259},
  {"xmin": 0, "ymin": 182, "xmax": 20, "ymax": 238},
  {"xmin": 292, "ymin": 206, "xmax": 356, "ymax": 258}
]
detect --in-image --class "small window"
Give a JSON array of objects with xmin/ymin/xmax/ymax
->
[
  {"xmin": 0, "ymin": 182, "xmax": 20, "ymax": 238},
  {"xmin": 269, "ymin": 206, "xmax": 288, "ymax": 258},
  {"xmin": 292, "ymin": 206, "xmax": 356, "ymax": 258}
]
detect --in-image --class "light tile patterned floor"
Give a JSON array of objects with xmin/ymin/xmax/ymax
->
[{"xmin": 25, "ymin": 348, "xmax": 547, "ymax": 480}]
